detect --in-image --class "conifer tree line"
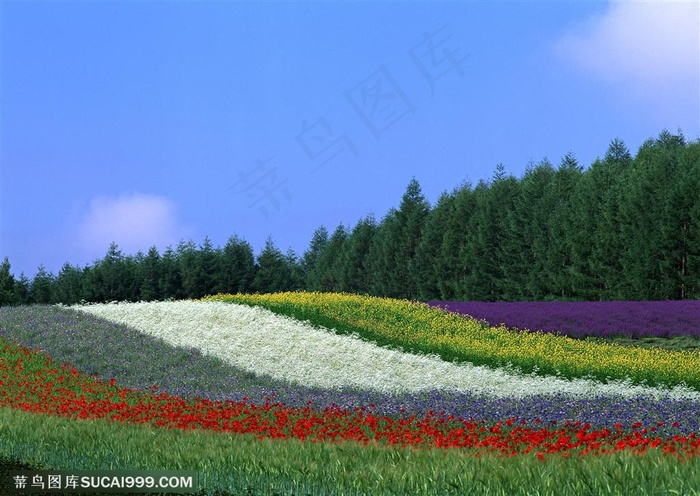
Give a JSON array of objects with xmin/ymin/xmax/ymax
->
[{"xmin": 1, "ymin": 130, "xmax": 698, "ymax": 305}]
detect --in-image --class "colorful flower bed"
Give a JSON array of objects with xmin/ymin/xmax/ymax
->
[
  {"xmin": 203, "ymin": 292, "xmax": 700, "ymax": 390},
  {"xmin": 3, "ymin": 293, "xmax": 700, "ymax": 496},
  {"xmin": 70, "ymin": 301, "xmax": 700, "ymax": 400},
  {"xmin": 1, "ymin": 336, "xmax": 699, "ymax": 460}
]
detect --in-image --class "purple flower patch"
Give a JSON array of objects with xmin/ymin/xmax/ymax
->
[{"xmin": 426, "ymin": 300, "xmax": 700, "ymax": 339}]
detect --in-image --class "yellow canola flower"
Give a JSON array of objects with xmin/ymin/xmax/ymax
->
[{"xmin": 202, "ymin": 292, "xmax": 700, "ymax": 390}]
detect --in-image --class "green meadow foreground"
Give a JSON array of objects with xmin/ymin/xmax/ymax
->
[
  {"xmin": 1, "ymin": 292, "xmax": 700, "ymax": 495},
  {"xmin": 2, "ymin": 407, "xmax": 700, "ymax": 496}
]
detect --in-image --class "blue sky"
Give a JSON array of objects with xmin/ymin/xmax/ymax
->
[{"xmin": 2, "ymin": 1, "xmax": 699, "ymax": 278}]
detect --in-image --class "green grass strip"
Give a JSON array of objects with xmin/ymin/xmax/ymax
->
[
  {"xmin": 2, "ymin": 407, "xmax": 700, "ymax": 496},
  {"xmin": 202, "ymin": 292, "xmax": 700, "ymax": 391}
]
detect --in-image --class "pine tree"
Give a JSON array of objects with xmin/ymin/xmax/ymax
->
[
  {"xmin": 284, "ymin": 248, "xmax": 305, "ymax": 291},
  {"xmin": 159, "ymin": 246, "xmax": 182, "ymax": 299},
  {"xmin": 14, "ymin": 273, "xmax": 32, "ymax": 305},
  {"xmin": 568, "ymin": 140, "xmax": 631, "ymax": 300},
  {"xmin": 567, "ymin": 168, "xmax": 599, "ymax": 299},
  {"xmin": 547, "ymin": 152, "xmax": 584, "ymax": 299},
  {"xmin": 458, "ymin": 181, "xmax": 490, "ymax": 300},
  {"xmin": 656, "ymin": 132, "xmax": 695, "ymax": 299},
  {"xmin": 81, "ymin": 265, "xmax": 101, "ymax": 302},
  {"xmin": 303, "ymin": 226, "xmax": 330, "ymax": 291},
  {"xmin": 440, "ymin": 183, "xmax": 476, "ymax": 300},
  {"xmin": 254, "ymin": 237, "xmax": 294, "ymax": 293},
  {"xmin": 31, "ymin": 265, "xmax": 55, "ymax": 304},
  {"xmin": 198, "ymin": 237, "xmax": 222, "ymax": 297},
  {"xmin": 95, "ymin": 242, "xmax": 129, "ymax": 301},
  {"xmin": 620, "ymin": 132, "xmax": 682, "ymax": 299},
  {"xmin": 396, "ymin": 178, "xmax": 430, "ymax": 299},
  {"xmin": 595, "ymin": 138, "xmax": 632, "ymax": 299},
  {"xmin": 0, "ymin": 257, "xmax": 18, "ymax": 306},
  {"xmin": 220, "ymin": 236, "xmax": 256, "ymax": 294},
  {"xmin": 366, "ymin": 179, "xmax": 429, "ymax": 299},
  {"xmin": 54, "ymin": 263, "xmax": 84, "ymax": 304},
  {"xmin": 313, "ymin": 224, "xmax": 347, "ymax": 292},
  {"xmin": 122, "ymin": 255, "xmax": 142, "ymax": 301},
  {"xmin": 139, "ymin": 246, "xmax": 162, "ymax": 301},
  {"xmin": 505, "ymin": 158, "xmax": 556, "ymax": 300},
  {"xmin": 492, "ymin": 162, "xmax": 507, "ymax": 181},
  {"xmin": 177, "ymin": 240, "xmax": 201, "ymax": 298},
  {"xmin": 688, "ymin": 149, "xmax": 700, "ymax": 298},
  {"xmin": 367, "ymin": 210, "xmax": 397, "ymax": 297},
  {"xmin": 411, "ymin": 191, "xmax": 454, "ymax": 301},
  {"xmin": 338, "ymin": 214, "xmax": 377, "ymax": 294},
  {"xmin": 662, "ymin": 161, "xmax": 697, "ymax": 299},
  {"xmin": 459, "ymin": 171, "xmax": 519, "ymax": 301}
]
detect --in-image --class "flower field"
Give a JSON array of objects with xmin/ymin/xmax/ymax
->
[
  {"xmin": 1, "ymin": 293, "xmax": 700, "ymax": 495},
  {"xmin": 204, "ymin": 292, "xmax": 700, "ymax": 390},
  {"xmin": 427, "ymin": 300, "xmax": 700, "ymax": 340}
]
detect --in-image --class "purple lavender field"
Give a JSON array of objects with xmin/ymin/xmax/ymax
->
[{"xmin": 426, "ymin": 300, "xmax": 700, "ymax": 339}]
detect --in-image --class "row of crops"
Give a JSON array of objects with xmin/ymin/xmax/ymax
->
[
  {"xmin": 204, "ymin": 292, "xmax": 700, "ymax": 390},
  {"xmin": 1, "ymin": 293, "xmax": 700, "ymax": 495}
]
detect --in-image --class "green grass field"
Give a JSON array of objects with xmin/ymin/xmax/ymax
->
[{"xmin": 2, "ymin": 407, "xmax": 700, "ymax": 496}]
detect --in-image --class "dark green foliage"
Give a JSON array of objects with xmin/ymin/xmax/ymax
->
[
  {"xmin": 138, "ymin": 246, "xmax": 162, "ymax": 301},
  {"xmin": 13, "ymin": 273, "xmax": 32, "ymax": 305},
  {"xmin": 566, "ymin": 139, "xmax": 631, "ymax": 300},
  {"xmin": 393, "ymin": 178, "xmax": 431, "ymax": 299},
  {"xmin": 459, "ymin": 174, "xmax": 519, "ymax": 301},
  {"xmin": 0, "ymin": 258, "xmax": 18, "ymax": 306},
  {"xmin": 30, "ymin": 265, "xmax": 55, "ymax": 304},
  {"xmin": 309, "ymin": 224, "xmax": 347, "ymax": 292},
  {"xmin": 159, "ymin": 246, "xmax": 183, "ymax": 300},
  {"xmin": 220, "ymin": 236, "xmax": 256, "ymax": 294},
  {"xmin": 53, "ymin": 263, "xmax": 84, "ymax": 305},
  {"xmin": 546, "ymin": 153, "xmax": 583, "ymax": 300},
  {"xmin": 6, "ymin": 129, "xmax": 698, "ymax": 304},
  {"xmin": 284, "ymin": 248, "xmax": 306, "ymax": 291},
  {"xmin": 198, "ymin": 237, "xmax": 223, "ymax": 297},
  {"xmin": 687, "ymin": 142, "xmax": 700, "ymax": 298},
  {"xmin": 366, "ymin": 209, "xmax": 398, "ymax": 297},
  {"xmin": 620, "ymin": 132, "xmax": 687, "ymax": 300},
  {"xmin": 501, "ymin": 159, "xmax": 558, "ymax": 300},
  {"xmin": 169, "ymin": 237, "xmax": 227, "ymax": 299},
  {"xmin": 177, "ymin": 239, "xmax": 202, "ymax": 299},
  {"xmin": 302, "ymin": 226, "xmax": 329, "ymax": 290},
  {"xmin": 659, "ymin": 141, "xmax": 699, "ymax": 299},
  {"xmin": 252, "ymin": 237, "xmax": 299, "ymax": 293},
  {"xmin": 368, "ymin": 178, "xmax": 430, "ymax": 299},
  {"xmin": 91, "ymin": 243, "xmax": 130, "ymax": 302},
  {"xmin": 337, "ymin": 214, "xmax": 377, "ymax": 294},
  {"xmin": 439, "ymin": 184, "xmax": 477, "ymax": 300},
  {"xmin": 411, "ymin": 191, "xmax": 455, "ymax": 300}
]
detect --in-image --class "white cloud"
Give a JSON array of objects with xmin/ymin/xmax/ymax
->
[
  {"xmin": 78, "ymin": 192, "xmax": 187, "ymax": 256},
  {"xmin": 555, "ymin": 0, "xmax": 699, "ymax": 116}
]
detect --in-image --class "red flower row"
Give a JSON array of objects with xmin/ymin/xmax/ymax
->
[{"xmin": 1, "ymin": 341, "xmax": 698, "ymax": 459}]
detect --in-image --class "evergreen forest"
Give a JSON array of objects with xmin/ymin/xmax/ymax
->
[{"xmin": 2, "ymin": 130, "xmax": 699, "ymax": 305}]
